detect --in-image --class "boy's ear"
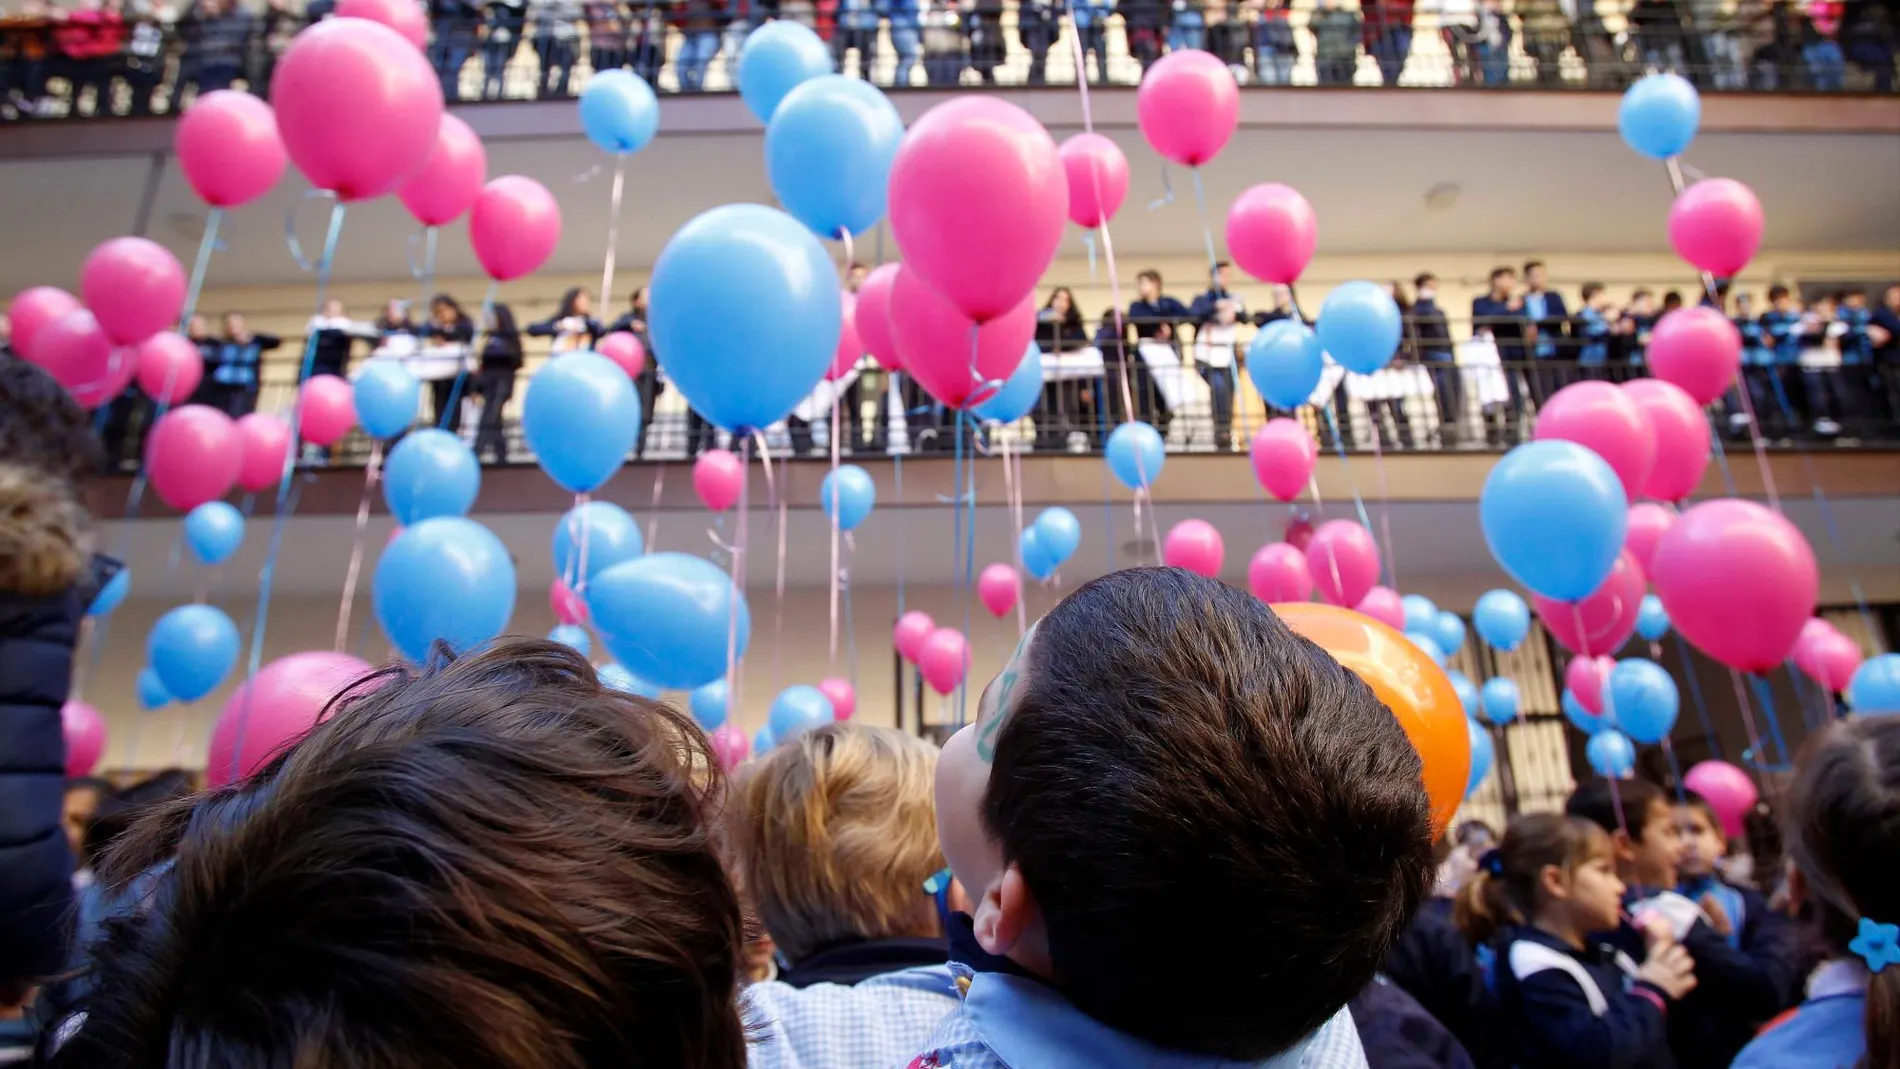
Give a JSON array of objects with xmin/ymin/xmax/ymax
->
[
  {"xmin": 972, "ymin": 862, "xmax": 1038, "ymax": 959},
  {"xmin": 1612, "ymin": 828, "xmax": 1639, "ymax": 863}
]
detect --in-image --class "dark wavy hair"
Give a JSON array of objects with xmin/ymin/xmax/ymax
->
[{"xmin": 0, "ymin": 356, "xmax": 102, "ymax": 483}]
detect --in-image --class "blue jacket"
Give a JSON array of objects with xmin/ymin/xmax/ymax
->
[
  {"xmin": 1470, "ymin": 296, "xmax": 1530, "ymax": 360},
  {"xmin": 1523, "ymin": 290, "xmax": 1569, "ymax": 360},
  {"xmin": 1735, "ymin": 314, "xmax": 1772, "ymax": 367},
  {"xmin": 1350, "ymin": 973, "xmax": 1474, "ymax": 1069},
  {"xmin": 1492, "ymin": 925, "xmax": 1676, "ymax": 1069},
  {"xmin": 1576, "ymin": 307, "xmax": 1614, "ymax": 365},
  {"xmin": 1838, "ymin": 304, "xmax": 1873, "ymax": 364},
  {"xmin": 1759, "ymin": 309, "xmax": 1803, "ymax": 365},
  {"xmin": 1070, "ymin": 0, "xmax": 1112, "ymax": 28},
  {"xmin": 207, "ymin": 334, "xmax": 283, "ymax": 389}
]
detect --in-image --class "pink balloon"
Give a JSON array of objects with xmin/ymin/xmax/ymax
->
[
  {"xmin": 1535, "ymin": 550, "xmax": 1645, "ymax": 657},
  {"xmin": 853, "ymin": 263, "xmax": 902, "ymax": 370},
  {"xmin": 31, "ymin": 309, "xmax": 128, "ymax": 408},
  {"xmin": 1566, "ymin": 654, "xmax": 1614, "ymax": 714},
  {"xmin": 1682, "ymin": 760, "xmax": 1758, "ymax": 838},
  {"xmin": 1624, "ymin": 502, "xmax": 1675, "ymax": 575},
  {"xmin": 889, "ymin": 268, "xmax": 1037, "ymax": 409},
  {"xmin": 1249, "ymin": 417, "xmax": 1317, "ymax": 503},
  {"xmin": 1669, "ymin": 177, "xmax": 1764, "ymax": 278},
  {"xmin": 234, "ymin": 413, "xmax": 292, "ymax": 494},
  {"xmin": 708, "ymin": 722, "xmax": 750, "ymax": 771},
  {"xmin": 693, "ymin": 448, "xmax": 744, "ymax": 512},
  {"xmin": 135, "ymin": 331, "xmax": 204, "ymax": 404},
  {"xmin": 1651, "ymin": 499, "xmax": 1818, "ymax": 674},
  {"xmin": 1304, "ymin": 520, "xmax": 1380, "ymax": 607},
  {"xmin": 1284, "ymin": 510, "xmax": 1316, "ymax": 553},
  {"xmin": 549, "ymin": 577, "xmax": 589, "ymax": 625},
  {"xmin": 1226, "ymin": 183, "xmax": 1317, "ymax": 285},
  {"xmin": 1793, "ymin": 623, "xmax": 1862, "ymax": 693},
  {"xmin": 397, "ymin": 113, "xmax": 487, "ymax": 227},
  {"xmin": 298, "ymin": 374, "xmax": 356, "ymax": 446},
  {"xmin": 8, "ymin": 286, "xmax": 81, "ymax": 359},
  {"xmin": 1621, "ymin": 378, "xmax": 1710, "ymax": 502},
  {"xmin": 1533, "ymin": 380, "xmax": 1656, "ymax": 503},
  {"xmin": 1058, "ymin": 132, "xmax": 1129, "ymax": 229},
  {"xmin": 271, "ymin": 17, "xmax": 442, "ymax": 202},
  {"xmin": 1647, "ymin": 306, "xmax": 1742, "ymax": 406},
  {"xmin": 336, "ymin": 0, "xmax": 428, "ymax": 47},
  {"xmin": 147, "ymin": 404, "xmax": 241, "ymax": 510},
  {"xmin": 1354, "ymin": 585, "xmax": 1406, "ymax": 631},
  {"xmin": 207, "ymin": 651, "xmax": 373, "ymax": 788},
  {"xmin": 598, "ymin": 331, "xmax": 647, "ymax": 378},
  {"xmin": 917, "ymin": 627, "xmax": 971, "ymax": 695},
  {"xmin": 817, "ymin": 676, "xmax": 857, "ymax": 721},
  {"xmin": 978, "ymin": 563, "xmax": 1020, "ymax": 618},
  {"xmin": 81, "ymin": 237, "xmax": 187, "ymax": 346},
  {"xmin": 61, "ymin": 700, "xmax": 106, "ymax": 778},
  {"xmin": 887, "ymin": 97, "xmax": 1067, "ymax": 323},
  {"xmin": 893, "ymin": 610, "xmax": 936, "ymax": 663},
  {"xmin": 1248, "ymin": 542, "xmax": 1313, "ymax": 602},
  {"xmin": 469, "ymin": 175, "xmax": 561, "ymax": 282},
  {"xmin": 1163, "ymin": 519, "xmax": 1225, "ymax": 577},
  {"xmin": 1136, "ymin": 49, "xmax": 1239, "ymax": 167},
  {"xmin": 174, "ymin": 90, "xmax": 286, "ymax": 208},
  {"xmin": 828, "ymin": 292, "xmax": 863, "ymax": 381}
]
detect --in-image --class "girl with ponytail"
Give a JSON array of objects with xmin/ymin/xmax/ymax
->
[{"xmin": 1734, "ymin": 716, "xmax": 1900, "ymax": 1069}]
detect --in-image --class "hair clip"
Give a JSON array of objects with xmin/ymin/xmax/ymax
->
[
  {"xmin": 1849, "ymin": 917, "xmax": 1900, "ymax": 973},
  {"xmin": 1478, "ymin": 848, "xmax": 1505, "ymax": 877}
]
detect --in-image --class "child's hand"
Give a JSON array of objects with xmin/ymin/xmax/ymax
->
[
  {"xmin": 1637, "ymin": 942, "xmax": 1697, "ymax": 1001},
  {"xmin": 1699, "ymin": 893, "xmax": 1734, "ymax": 938},
  {"xmin": 1638, "ymin": 909, "xmax": 1676, "ymax": 951}
]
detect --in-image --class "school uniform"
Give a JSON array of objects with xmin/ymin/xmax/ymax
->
[
  {"xmin": 1492, "ymin": 924, "xmax": 1676, "ymax": 1069},
  {"xmin": 1348, "ymin": 974, "xmax": 1474, "ymax": 1069},
  {"xmin": 1730, "ymin": 959, "xmax": 1868, "ymax": 1069},
  {"xmin": 1382, "ymin": 898, "xmax": 1496, "ymax": 1068},
  {"xmin": 199, "ymin": 333, "xmax": 283, "ymax": 418},
  {"xmin": 744, "ymin": 938, "xmax": 957, "ymax": 1069}
]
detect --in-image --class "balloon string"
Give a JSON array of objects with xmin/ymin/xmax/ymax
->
[
  {"xmin": 1661, "ymin": 736, "xmax": 1686, "ymax": 802},
  {"xmin": 1726, "ymin": 667, "xmax": 1774, "ymax": 775},
  {"xmin": 438, "ymin": 280, "xmax": 495, "ymax": 432},
  {"xmin": 951, "ymin": 412, "xmax": 970, "ymax": 727},
  {"xmin": 1003, "ymin": 434, "xmax": 1026, "ymax": 636},
  {"xmin": 1747, "ymin": 672, "xmax": 1793, "ymax": 771},
  {"xmin": 1706, "ymin": 420, "xmax": 1740, "ymax": 495},
  {"xmin": 1058, "ymin": 8, "xmax": 1133, "ymax": 428},
  {"xmin": 726, "ymin": 435, "xmax": 752, "ymax": 731},
  {"xmin": 773, "ymin": 441, "xmax": 789, "ymax": 694},
  {"xmin": 1584, "ymin": 596, "xmax": 1629, "ymax": 838},
  {"xmin": 1367, "ymin": 416, "xmax": 1398, "ymax": 590},
  {"xmin": 597, "ymin": 152, "xmax": 629, "ymax": 316},
  {"xmin": 959, "ymin": 412, "xmax": 978, "ymax": 727},
  {"xmin": 1784, "ymin": 656, "xmax": 1821, "ymax": 733},
  {"xmin": 1149, "ymin": 164, "xmax": 1175, "ymax": 211},
  {"xmin": 1319, "ymin": 406, "xmax": 1378, "ymax": 553},
  {"xmin": 1796, "ymin": 452, "xmax": 1877, "ymax": 636},
  {"xmin": 284, "ymin": 189, "xmax": 340, "ymax": 273},
  {"xmin": 413, "ymin": 224, "xmax": 439, "ymax": 325},
  {"xmin": 334, "ymin": 442, "xmax": 383, "ymax": 651},
  {"xmin": 574, "ymin": 490, "xmax": 594, "ymax": 598},
  {"xmin": 1188, "ymin": 167, "xmax": 1221, "ymax": 283},
  {"xmin": 829, "ymin": 390, "xmax": 842, "ymax": 666},
  {"xmin": 179, "ymin": 206, "xmax": 223, "ymax": 331},
  {"xmin": 645, "ymin": 463, "xmax": 665, "ymax": 552},
  {"xmin": 1667, "ymin": 637, "xmax": 1723, "ymax": 761},
  {"xmin": 893, "ymin": 450, "xmax": 907, "ymax": 619}
]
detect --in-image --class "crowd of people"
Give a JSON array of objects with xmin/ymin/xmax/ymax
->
[
  {"xmin": 0, "ymin": 358, "xmax": 1893, "ymax": 1066},
  {"xmin": 1, "ymin": 0, "xmax": 1895, "ymax": 119}
]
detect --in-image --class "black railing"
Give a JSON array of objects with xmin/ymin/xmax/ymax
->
[{"xmin": 3, "ymin": 1, "xmax": 1895, "ymax": 123}]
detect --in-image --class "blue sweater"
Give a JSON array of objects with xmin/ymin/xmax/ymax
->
[{"xmin": 1493, "ymin": 925, "xmax": 1676, "ymax": 1069}]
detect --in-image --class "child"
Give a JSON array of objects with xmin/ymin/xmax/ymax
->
[
  {"xmin": 1456, "ymin": 813, "xmax": 1695, "ymax": 1069},
  {"xmin": 910, "ymin": 568, "xmax": 1436, "ymax": 1067},
  {"xmin": 1568, "ymin": 780, "xmax": 1798, "ymax": 1069},
  {"xmin": 1733, "ymin": 716, "xmax": 1899, "ymax": 1069},
  {"xmin": 1575, "ymin": 283, "xmax": 1614, "ymax": 371},
  {"xmin": 1676, "ymin": 792, "xmax": 1795, "ymax": 962},
  {"xmin": 1796, "ymin": 292, "xmax": 1845, "ymax": 436},
  {"xmin": 48, "ymin": 641, "xmax": 749, "ymax": 1069}
]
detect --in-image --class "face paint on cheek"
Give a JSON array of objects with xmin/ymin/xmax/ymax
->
[{"xmin": 977, "ymin": 623, "xmax": 1036, "ymax": 763}]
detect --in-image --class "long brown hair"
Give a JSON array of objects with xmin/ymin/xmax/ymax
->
[
  {"xmin": 1456, "ymin": 813, "xmax": 1612, "ymax": 946},
  {"xmin": 1787, "ymin": 717, "xmax": 1900, "ymax": 1069}
]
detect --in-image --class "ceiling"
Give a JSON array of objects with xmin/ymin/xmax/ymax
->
[{"xmin": 4, "ymin": 121, "xmax": 1897, "ymax": 296}]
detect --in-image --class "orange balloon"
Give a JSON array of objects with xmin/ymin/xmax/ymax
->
[{"xmin": 1272, "ymin": 601, "xmax": 1471, "ymax": 835}]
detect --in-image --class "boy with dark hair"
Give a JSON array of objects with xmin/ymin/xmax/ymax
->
[
  {"xmin": 915, "ymin": 568, "xmax": 1436, "ymax": 1067},
  {"xmin": 1567, "ymin": 780, "xmax": 1798, "ymax": 1069},
  {"xmin": 1676, "ymin": 792, "xmax": 1796, "ymax": 966},
  {"xmin": 49, "ymin": 640, "xmax": 749, "ymax": 1069}
]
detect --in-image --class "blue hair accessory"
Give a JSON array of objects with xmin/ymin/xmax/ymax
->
[
  {"xmin": 1479, "ymin": 848, "xmax": 1505, "ymax": 877},
  {"xmin": 1848, "ymin": 917, "xmax": 1900, "ymax": 973}
]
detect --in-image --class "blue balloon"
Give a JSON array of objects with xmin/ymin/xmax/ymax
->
[
  {"xmin": 769, "ymin": 684, "xmax": 835, "ymax": 742},
  {"xmin": 1618, "ymin": 73, "xmax": 1700, "ymax": 160},
  {"xmin": 1430, "ymin": 611, "xmax": 1468, "ymax": 656},
  {"xmin": 1481, "ymin": 677, "xmax": 1520, "ymax": 726},
  {"xmin": 1474, "ymin": 589, "xmax": 1531, "ymax": 652},
  {"xmin": 1610, "ymin": 658, "xmax": 1679, "ymax": 745},
  {"xmin": 1316, "ymin": 281, "xmax": 1403, "ymax": 375},
  {"xmin": 766, "ymin": 75, "xmax": 903, "ymax": 240},
  {"xmin": 1020, "ymin": 527, "xmax": 1058, "ymax": 581},
  {"xmin": 690, "ymin": 680, "xmax": 730, "ymax": 730},
  {"xmin": 552, "ymin": 500, "xmax": 645, "ymax": 586},
  {"xmin": 147, "ymin": 603, "xmax": 239, "ymax": 703},
  {"xmin": 373, "ymin": 517, "xmax": 517, "ymax": 663},
  {"xmin": 353, "ymin": 360, "xmax": 422, "ymax": 439},
  {"xmin": 1447, "ymin": 669, "xmax": 1480, "ymax": 720},
  {"xmin": 649, "ymin": 204, "xmax": 840, "ymax": 433},
  {"xmin": 522, "ymin": 351, "xmax": 642, "ymax": 493},
  {"xmin": 87, "ymin": 568, "xmax": 129, "ymax": 617},
  {"xmin": 579, "ymin": 68, "xmax": 659, "ymax": 154},
  {"xmin": 383, "ymin": 428, "xmax": 480, "ymax": 525},
  {"xmin": 738, "ymin": 20, "xmax": 834, "ymax": 123},
  {"xmin": 1587, "ymin": 729, "xmax": 1637, "ymax": 778},
  {"xmin": 588, "ymin": 552, "xmax": 747, "ymax": 691},
  {"xmin": 1847, "ymin": 653, "xmax": 1900, "ymax": 716},
  {"xmin": 1401, "ymin": 594, "xmax": 1439, "ymax": 634},
  {"xmin": 1480, "ymin": 441, "xmax": 1628, "ymax": 602},
  {"xmin": 599, "ymin": 662, "xmax": 663, "ymax": 698},
  {"xmin": 547, "ymin": 623, "xmax": 591, "ymax": 657},
  {"xmin": 1033, "ymin": 507, "xmax": 1081, "ymax": 565},
  {"xmin": 136, "ymin": 666, "xmax": 171, "ymax": 711},
  {"xmin": 184, "ymin": 501, "xmax": 244, "ymax": 566},
  {"xmin": 1563, "ymin": 688, "xmax": 1612, "ymax": 736},
  {"xmin": 973, "ymin": 343, "xmax": 1043, "ymax": 424},
  {"xmin": 1246, "ymin": 319, "xmax": 1324, "ymax": 410},
  {"xmin": 1466, "ymin": 718, "xmax": 1494, "ymax": 798},
  {"xmin": 1105, "ymin": 421, "xmax": 1165, "ymax": 490},
  {"xmin": 1636, "ymin": 595, "xmax": 1671, "ymax": 643},
  {"xmin": 1406, "ymin": 631, "xmax": 1448, "ymax": 666},
  {"xmin": 820, "ymin": 464, "xmax": 876, "ymax": 532},
  {"xmin": 754, "ymin": 725, "xmax": 778, "ymax": 755}
]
